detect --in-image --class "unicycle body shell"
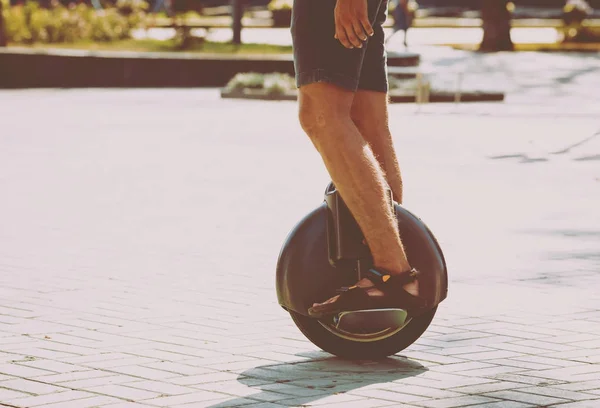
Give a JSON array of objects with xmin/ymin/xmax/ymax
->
[{"xmin": 276, "ymin": 184, "xmax": 448, "ymax": 319}]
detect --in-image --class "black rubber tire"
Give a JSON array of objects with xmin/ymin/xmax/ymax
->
[{"xmin": 289, "ymin": 306, "xmax": 437, "ymax": 360}]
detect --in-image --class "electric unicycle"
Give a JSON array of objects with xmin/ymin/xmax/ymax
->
[{"xmin": 276, "ymin": 182, "xmax": 448, "ymax": 359}]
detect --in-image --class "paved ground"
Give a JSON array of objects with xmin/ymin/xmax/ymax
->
[
  {"xmin": 400, "ymin": 47, "xmax": 600, "ymax": 108},
  {"xmin": 1, "ymin": 50, "xmax": 600, "ymax": 407}
]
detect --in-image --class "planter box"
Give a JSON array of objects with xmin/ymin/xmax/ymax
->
[
  {"xmin": 221, "ymin": 87, "xmax": 297, "ymax": 100},
  {"xmin": 0, "ymin": 47, "xmax": 295, "ymax": 88},
  {"xmin": 220, "ymin": 87, "xmax": 505, "ymax": 103}
]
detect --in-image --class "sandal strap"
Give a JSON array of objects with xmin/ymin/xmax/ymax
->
[
  {"xmin": 367, "ymin": 267, "xmax": 419, "ymax": 290},
  {"xmin": 310, "ymin": 268, "xmax": 428, "ymax": 317},
  {"xmin": 336, "ymin": 285, "xmax": 359, "ymax": 294},
  {"xmin": 333, "ymin": 285, "xmax": 372, "ymax": 309},
  {"xmin": 367, "ymin": 267, "xmax": 429, "ymax": 311}
]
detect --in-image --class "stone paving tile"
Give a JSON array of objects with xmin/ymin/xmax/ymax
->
[
  {"xmin": 466, "ymin": 402, "xmax": 534, "ymax": 408},
  {"xmin": 408, "ymin": 395, "xmax": 501, "ymax": 408},
  {"xmin": 6, "ymin": 347, "xmax": 78, "ymax": 361},
  {"xmin": 59, "ymin": 374, "xmax": 143, "ymax": 389},
  {"xmin": 496, "ymin": 343, "xmax": 558, "ymax": 356},
  {"xmin": 580, "ymin": 389, "xmax": 600, "ymax": 396},
  {"xmin": 400, "ymin": 351, "xmax": 466, "ymax": 365},
  {"xmin": 123, "ymin": 380, "xmax": 199, "ymax": 396},
  {"xmin": 140, "ymin": 390, "xmax": 234, "ymax": 406},
  {"xmin": 4, "ymin": 390, "xmax": 98, "ymax": 407},
  {"xmin": 554, "ymin": 380, "xmax": 600, "ymax": 392},
  {"xmin": 490, "ymin": 373, "xmax": 567, "ymax": 387},
  {"xmin": 194, "ymin": 381, "xmax": 291, "ymax": 403},
  {"xmin": 455, "ymin": 366, "xmax": 527, "ymax": 378},
  {"xmin": 257, "ymin": 383, "xmax": 328, "ymax": 398},
  {"xmin": 84, "ymin": 384, "xmax": 162, "ymax": 400},
  {"xmin": 40, "ymin": 395, "xmax": 124, "ymax": 407},
  {"xmin": 71, "ymin": 355, "xmax": 159, "ymax": 369},
  {"xmin": 0, "ymin": 378, "xmax": 67, "ymax": 394},
  {"xmin": 545, "ymin": 402, "xmax": 600, "ymax": 408},
  {"xmin": 169, "ymin": 372, "xmax": 241, "ymax": 386},
  {"xmin": 0, "ymin": 363, "xmax": 58, "ymax": 378},
  {"xmin": 430, "ymin": 362, "xmax": 498, "ymax": 374},
  {"xmin": 449, "ymin": 382, "xmax": 530, "ymax": 395},
  {"xmin": 426, "ymin": 346, "xmax": 496, "ymax": 356},
  {"xmin": 348, "ymin": 388, "xmax": 428, "ymax": 403},
  {"xmin": 386, "ymin": 384, "xmax": 465, "ymax": 399},
  {"xmin": 267, "ymin": 393, "xmax": 363, "ymax": 407},
  {"xmin": 0, "ymin": 387, "xmax": 32, "ymax": 402},
  {"xmin": 104, "ymin": 364, "xmax": 185, "ymax": 380},
  {"xmin": 482, "ymin": 358, "xmax": 558, "ymax": 371},
  {"xmin": 516, "ymin": 386, "xmax": 600, "ymax": 401},
  {"xmin": 506, "ymin": 356, "xmax": 582, "ymax": 368},
  {"xmin": 482, "ymin": 390, "xmax": 569, "ymax": 406},
  {"xmin": 30, "ymin": 369, "xmax": 114, "ymax": 383},
  {"xmin": 525, "ymin": 365, "xmax": 600, "ymax": 382},
  {"xmin": 17, "ymin": 359, "xmax": 86, "ymax": 374},
  {"xmin": 230, "ymin": 403, "xmax": 289, "ymax": 408},
  {"xmin": 452, "ymin": 351, "xmax": 525, "ymax": 362},
  {"xmin": 171, "ymin": 399, "xmax": 257, "ymax": 407},
  {"xmin": 312, "ymin": 399, "xmax": 397, "ymax": 408}
]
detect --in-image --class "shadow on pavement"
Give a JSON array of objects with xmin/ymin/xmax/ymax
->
[
  {"xmin": 488, "ymin": 153, "xmax": 549, "ymax": 163},
  {"xmin": 205, "ymin": 354, "xmax": 428, "ymax": 407},
  {"xmin": 488, "ymin": 128, "xmax": 600, "ymax": 164}
]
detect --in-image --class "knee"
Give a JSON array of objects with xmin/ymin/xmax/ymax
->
[
  {"xmin": 297, "ymin": 85, "xmax": 352, "ymax": 139},
  {"xmin": 298, "ymin": 100, "xmax": 327, "ymax": 137}
]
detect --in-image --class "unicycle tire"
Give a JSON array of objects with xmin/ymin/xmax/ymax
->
[{"xmin": 289, "ymin": 306, "xmax": 437, "ymax": 360}]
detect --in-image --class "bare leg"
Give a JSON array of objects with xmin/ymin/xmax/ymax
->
[
  {"xmin": 298, "ymin": 82, "xmax": 418, "ymax": 311},
  {"xmin": 350, "ymin": 90, "xmax": 405, "ymax": 204}
]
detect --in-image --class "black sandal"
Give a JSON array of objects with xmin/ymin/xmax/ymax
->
[{"xmin": 307, "ymin": 267, "xmax": 430, "ymax": 319}]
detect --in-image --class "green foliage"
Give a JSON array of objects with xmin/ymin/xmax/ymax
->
[
  {"xmin": 2, "ymin": 0, "xmax": 148, "ymax": 44},
  {"xmin": 226, "ymin": 72, "xmax": 295, "ymax": 95},
  {"xmin": 267, "ymin": 0, "xmax": 292, "ymax": 11}
]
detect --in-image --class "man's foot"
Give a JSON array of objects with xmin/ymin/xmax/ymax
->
[{"xmin": 308, "ymin": 268, "xmax": 422, "ymax": 318}]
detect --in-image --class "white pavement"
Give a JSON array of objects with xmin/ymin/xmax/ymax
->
[
  {"xmin": 132, "ymin": 26, "xmax": 561, "ymax": 47},
  {"xmin": 1, "ymin": 52, "xmax": 600, "ymax": 408}
]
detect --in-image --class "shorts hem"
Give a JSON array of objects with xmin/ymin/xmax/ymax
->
[{"xmin": 296, "ymin": 69, "xmax": 359, "ymax": 92}]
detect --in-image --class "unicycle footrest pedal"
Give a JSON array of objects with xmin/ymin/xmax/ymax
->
[{"xmin": 334, "ymin": 308, "xmax": 408, "ymax": 331}]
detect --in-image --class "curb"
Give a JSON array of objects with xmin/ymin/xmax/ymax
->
[{"xmin": 220, "ymin": 88, "xmax": 505, "ymax": 103}]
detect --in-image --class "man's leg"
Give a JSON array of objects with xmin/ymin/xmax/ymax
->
[
  {"xmin": 350, "ymin": 90, "xmax": 405, "ymax": 204},
  {"xmin": 298, "ymin": 83, "xmax": 418, "ymax": 311},
  {"xmin": 291, "ymin": 0, "xmax": 420, "ymax": 313}
]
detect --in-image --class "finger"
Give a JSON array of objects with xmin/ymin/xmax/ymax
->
[
  {"xmin": 339, "ymin": 27, "xmax": 354, "ymax": 48},
  {"xmin": 359, "ymin": 14, "xmax": 374, "ymax": 37},
  {"xmin": 335, "ymin": 18, "xmax": 354, "ymax": 48},
  {"xmin": 344, "ymin": 21, "xmax": 363, "ymax": 48},
  {"xmin": 351, "ymin": 19, "xmax": 368, "ymax": 43}
]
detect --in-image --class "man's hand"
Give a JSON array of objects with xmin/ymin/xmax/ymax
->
[{"xmin": 334, "ymin": 0, "xmax": 374, "ymax": 49}]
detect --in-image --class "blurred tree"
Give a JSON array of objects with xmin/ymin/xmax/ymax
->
[
  {"xmin": 480, "ymin": 0, "xmax": 514, "ymax": 51},
  {"xmin": 232, "ymin": 0, "xmax": 243, "ymax": 44},
  {"xmin": 0, "ymin": 0, "xmax": 6, "ymax": 47}
]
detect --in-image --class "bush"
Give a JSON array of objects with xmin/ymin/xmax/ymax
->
[
  {"xmin": 267, "ymin": 0, "xmax": 292, "ymax": 11},
  {"xmin": 562, "ymin": 0, "xmax": 596, "ymax": 42},
  {"xmin": 225, "ymin": 72, "xmax": 296, "ymax": 95},
  {"xmin": 2, "ymin": 0, "xmax": 147, "ymax": 44}
]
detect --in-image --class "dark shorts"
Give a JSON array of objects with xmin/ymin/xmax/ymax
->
[{"xmin": 290, "ymin": 0, "xmax": 389, "ymax": 93}]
